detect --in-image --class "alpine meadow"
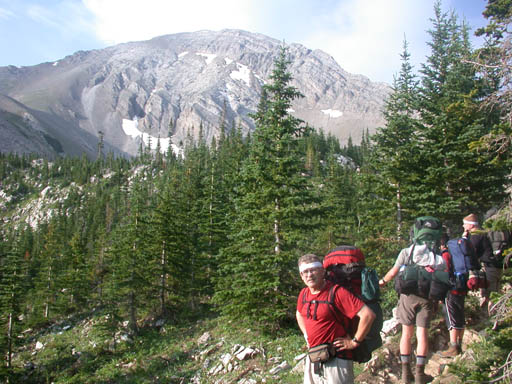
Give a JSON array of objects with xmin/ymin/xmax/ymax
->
[{"xmin": 0, "ymin": 1, "xmax": 511, "ymax": 383}]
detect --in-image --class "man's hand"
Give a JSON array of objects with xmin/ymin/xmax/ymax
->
[{"xmin": 333, "ymin": 336, "xmax": 359, "ymax": 351}]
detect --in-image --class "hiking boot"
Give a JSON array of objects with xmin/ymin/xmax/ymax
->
[
  {"xmin": 415, "ymin": 364, "xmax": 433, "ymax": 384},
  {"xmin": 439, "ymin": 344, "xmax": 461, "ymax": 357},
  {"xmin": 401, "ymin": 362, "xmax": 414, "ymax": 383}
]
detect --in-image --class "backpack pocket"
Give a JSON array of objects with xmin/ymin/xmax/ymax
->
[
  {"xmin": 395, "ymin": 265, "xmax": 419, "ymax": 295},
  {"xmin": 417, "ymin": 268, "xmax": 432, "ymax": 299},
  {"xmin": 454, "ymin": 272, "xmax": 468, "ymax": 291},
  {"xmin": 429, "ymin": 270, "xmax": 451, "ymax": 301}
]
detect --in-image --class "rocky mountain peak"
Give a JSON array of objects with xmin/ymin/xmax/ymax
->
[{"xmin": 0, "ymin": 29, "xmax": 390, "ymax": 157}]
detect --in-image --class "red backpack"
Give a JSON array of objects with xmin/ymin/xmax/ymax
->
[
  {"xmin": 323, "ymin": 245, "xmax": 365, "ymax": 296},
  {"xmin": 322, "ymin": 245, "xmax": 383, "ymax": 363}
]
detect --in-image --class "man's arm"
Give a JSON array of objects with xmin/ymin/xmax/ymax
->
[
  {"xmin": 334, "ymin": 304, "xmax": 376, "ymax": 351},
  {"xmin": 296, "ymin": 310, "xmax": 308, "ymax": 346},
  {"xmin": 379, "ymin": 265, "xmax": 399, "ymax": 287},
  {"xmin": 352, "ymin": 304, "xmax": 376, "ymax": 344},
  {"xmin": 296, "ymin": 310, "xmax": 306, "ymax": 335}
]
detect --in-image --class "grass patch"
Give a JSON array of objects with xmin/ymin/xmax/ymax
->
[{"xmin": 8, "ymin": 310, "xmax": 307, "ymax": 384}]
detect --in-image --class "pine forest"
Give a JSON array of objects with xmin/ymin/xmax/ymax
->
[{"xmin": 0, "ymin": 2, "xmax": 511, "ymax": 383}]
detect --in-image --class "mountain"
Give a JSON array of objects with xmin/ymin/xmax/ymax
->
[{"xmin": 0, "ymin": 29, "xmax": 390, "ymax": 158}]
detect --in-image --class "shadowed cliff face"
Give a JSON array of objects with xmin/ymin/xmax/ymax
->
[{"xmin": 0, "ymin": 29, "xmax": 390, "ymax": 157}]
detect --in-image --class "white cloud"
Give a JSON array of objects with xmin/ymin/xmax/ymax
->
[
  {"xmin": 79, "ymin": 0, "xmax": 485, "ymax": 84},
  {"xmin": 301, "ymin": 0, "xmax": 433, "ymax": 82},
  {"xmin": 83, "ymin": 0, "xmax": 256, "ymax": 45}
]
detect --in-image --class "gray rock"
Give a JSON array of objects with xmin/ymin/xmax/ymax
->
[
  {"xmin": 269, "ymin": 361, "xmax": 291, "ymax": 375},
  {"xmin": 197, "ymin": 331, "xmax": 212, "ymax": 345}
]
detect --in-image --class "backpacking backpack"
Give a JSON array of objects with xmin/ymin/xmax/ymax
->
[
  {"xmin": 395, "ymin": 231, "xmax": 451, "ymax": 300},
  {"xmin": 323, "ymin": 246, "xmax": 365, "ymax": 296},
  {"xmin": 411, "ymin": 216, "xmax": 443, "ymax": 246},
  {"xmin": 323, "ymin": 245, "xmax": 383, "ymax": 363},
  {"xmin": 487, "ymin": 230, "xmax": 511, "ymax": 268},
  {"xmin": 446, "ymin": 237, "xmax": 478, "ymax": 291}
]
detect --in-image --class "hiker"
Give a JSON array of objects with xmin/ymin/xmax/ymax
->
[
  {"xmin": 379, "ymin": 217, "xmax": 446, "ymax": 384},
  {"xmin": 296, "ymin": 253, "xmax": 376, "ymax": 384},
  {"xmin": 438, "ymin": 233, "xmax": 476, "ymax": 357},
  {"xmin": 462, "ymin": 213, "xmax": 497, "ymax": 315}
]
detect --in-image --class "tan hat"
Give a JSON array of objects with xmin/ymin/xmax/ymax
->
[{"xmin": 463, "ymin": 213, "xmax": 479, "ymax": 225}]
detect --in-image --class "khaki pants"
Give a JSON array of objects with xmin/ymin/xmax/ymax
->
[{"xmin": 304, "ymin": 355, "xmax": 354, "ymax": 384}]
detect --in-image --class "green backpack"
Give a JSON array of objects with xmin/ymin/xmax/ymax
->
[{"xmin": 412, "ymin": 216, "xmax": 443, "ymax": 246}]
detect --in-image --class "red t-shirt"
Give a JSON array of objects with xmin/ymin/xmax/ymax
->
[{"xmin": 297, "ymin": 281, "xmax": 364, "ymax": 350}]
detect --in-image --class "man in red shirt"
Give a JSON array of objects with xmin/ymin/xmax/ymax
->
[{"xmin": 296, "ymin": 254, "xmax": 375, "ymax": 384}]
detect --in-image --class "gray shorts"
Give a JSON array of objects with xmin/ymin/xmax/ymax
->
[
  {"xmin": 397, "ymin": 294, "xmax": 433, "ymax": 328},
  {"xmin": 304, "ymin": 355, "xmax": 354, "ymax": 384},
  {"xmin": 481, "ymin": 265, "xmax": 502, "ymax": 297}
]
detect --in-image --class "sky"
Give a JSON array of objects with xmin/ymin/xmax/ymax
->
[{"xmin": 0, "ymin": 0, "xmax": 490, "ymax": 84}]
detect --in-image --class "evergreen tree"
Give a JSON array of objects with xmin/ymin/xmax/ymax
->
[
  {"xmin": 317, "ymin": 141, "xmax": 358, "ymax": 250},
  {"xmin": 473, "ymin": 0, "xmax": 512, "ymax": 161},
  {"xmin": 180, "ymin": 134, "xmax": 211, "ymax": 303},
  {"xmin": 418, "ymin": 1, "xmax": 507, "ymax": 223},
  {"xmin": 105, "ymin": 176, "xmax": 156, "ymax": 334},
  {"xmin": 32, "ymin": 222, "xmax": 62, "ymax": 321},
  {"xmin": 213, "ymin": 47, "xmax": 320, "ymax": 330},
  {"xmin": 0, "ymin": 234, "xmax": 28, "ymax": 372},
  {"xmin": 65, "ymin": 227, "xmax": 91, "ymax": 311},
  {"xmin": 152, "ymin": 166, "xmax": 191, "ymax": 317},
  {"xmin": 370, "ymin": 38, "xmax": 422, "ymax": 237}
]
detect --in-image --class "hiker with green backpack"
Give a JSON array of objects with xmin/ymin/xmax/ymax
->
[{"xmin": 379, "ymin": 216, "xmax": 447, "ymax": 384}]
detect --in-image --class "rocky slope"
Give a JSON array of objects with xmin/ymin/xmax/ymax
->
[{"xmin": 0, "ymin": 29, "xmax": 390, "ymax": 157}]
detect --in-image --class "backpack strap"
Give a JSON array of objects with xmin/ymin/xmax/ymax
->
[
  {"xmin": 407, "ymin": 243, "xmax": 415, "ymax": 265},
  {"xmin": 327, "ymin": 285, "xmax": 343, "ymax": 323},
  {"xmin": 302, "ymin": 285, "xmax": 343, "ymax": 322}
]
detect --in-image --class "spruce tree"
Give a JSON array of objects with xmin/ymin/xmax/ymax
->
[
  {"xmin": 152, "ymin": 165, "xmax": 191, "ymax": 317},
  {"xmin": 312, "ymin": 137, "xmax": 358, "ymax": 252},
  {"xmin": 0, "ymin": 235, "xmax": 28, "ymax": 371},
  {"xmin": 213, "ymin": 47, "xmax": 320, "ymax": 330},
  {"xmin": 105, "ymin": 176, "xmax": 156, "ymax": 334},
  {"xmin": 32, "ymin": 222, "xmax": 62, "ymax": 321},
  {"xmin": 418, "ymin": 1, "xmax": 507, "ymax": 223},
  {"xmin": 370, "ymin": 38, "xmax": 422, "ymax": 237},
  {"xmin": 473, "ymin": 0, "xmax": 512, "ymax": 162}
]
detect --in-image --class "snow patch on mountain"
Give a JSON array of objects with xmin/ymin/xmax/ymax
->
[
  {"xmin": 122, "ymin": 118, "xmax": 182, "ymax": 156},
  {"xmin": 321, "ymin": 109, "xmax": 343, "ymax": 118},
  {"xmin": 198, "ymin": 53, "xmax": 217, "ymax": 65},
  {"xmin": 230, "ymin": 63, "xmax": 251, "ymax": 86}
]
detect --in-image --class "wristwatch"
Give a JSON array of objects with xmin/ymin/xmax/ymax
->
[{"xmin": 352, "ymin": 337, "xmax": 361, "ymax": 345}]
